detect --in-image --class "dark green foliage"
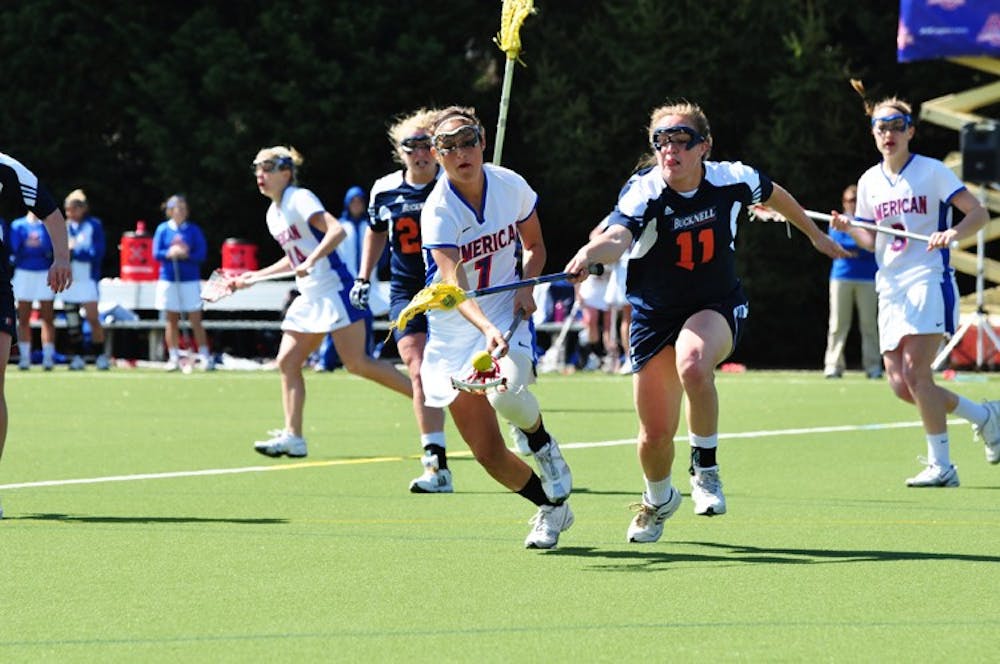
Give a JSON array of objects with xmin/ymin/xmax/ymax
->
[{"xmin": 0, "ymin": 0, "xmax": 985, "ymax": 365}]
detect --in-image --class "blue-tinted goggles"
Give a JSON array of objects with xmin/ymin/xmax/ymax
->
[
  {"xmin": 400, "ymin": 135, "xmax": 432, "ymax": 153},
  {"xmin": 651, "ymin": 125, "xmax": 706, "ymax": 151},
  {"xmin": 871, "ymin": 114, "xmax": 911, "ymax": 133},
  {"xmin": 252, "ymin": 155, "xmax": 293, "ymax": 174},
  {"xmin": 432, "ymin": 125, "xmax": 482, "ymax": 154}
]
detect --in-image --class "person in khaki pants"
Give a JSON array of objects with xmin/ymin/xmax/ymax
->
[{"xmin": 824, "ymin": 184, "xmax": 881, "ymax": 379}]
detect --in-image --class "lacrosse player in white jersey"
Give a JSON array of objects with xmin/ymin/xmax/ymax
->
[
  {"xmin": 234, "ymin": 146, "xmax": 412, "ymax": 458},
  {"xmin": 420, "ymin": 106, "xmax": 574, "ymax": 549},
  {"xmin": 831, "ymin": 83, "xmax": 996, "ymax": 487}
]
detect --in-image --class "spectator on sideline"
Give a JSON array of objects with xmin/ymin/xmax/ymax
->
[
  {"xmin": 419, "ymin": 106, "xmax": 574, "ymax": 548},
  {"xmin": 565, "ymin": 100, "xmax": 850, "ymax": 543},
  {"xmin": 0, "ymin": 151, "xmax": 72, "ymax": 519},
  {"xmin": 235, "ymin": 145, "xmax": 412, "ymax": 458},
  {"xmin": 10, "ymin": 213, "xmax": 58, "ymax": 370},
  {"xmin": 352, "ymin": 108, "xmax": 453, "ymax": 493},
  {"xmin": 831, "ymin": 82, "xmax": 997, "ymax": 487},
  {"xmin": 823, "ymin": 184, "xmax": 881, "ymax": 379},
  {"xmin": 152, "ymin": 194, "xmax": 214, "ymax": 371},
  {"xmin": 61, "ymin": 189, "xmax": 110, "ymax": 370}
]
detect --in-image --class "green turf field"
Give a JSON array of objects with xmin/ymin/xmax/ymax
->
[{"xmin": 1, "ymin": 369, "xmax": 998, "ymax": 662}]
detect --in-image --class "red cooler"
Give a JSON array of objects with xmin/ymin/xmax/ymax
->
[
  {"xmin": 221, "ymin": 238, "xmax": 258, "ymax": 275},
  {"xmin": 119, "ymin": 220, "xmax": 159, "ymax": 281}
]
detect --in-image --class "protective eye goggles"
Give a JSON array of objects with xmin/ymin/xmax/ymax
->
[
  {"xmin": 432, "ymin": 125, "xmax": 482, "ymax": 154},
  {"xmin": 400, "ymin": 135, "xmax": 433, "ymax": 153},
  {"xmin": 251, "ymin": 156, "xmax": 293, "ymax": 174},
  {"xmin": 650, "ymin": 125, "xmax": 707, "ymax": 151},
  {"xmin": 871, "ymin": 114, "xmax": 911, "ymax": 133}
]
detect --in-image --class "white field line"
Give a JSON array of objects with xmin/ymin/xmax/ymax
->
[{"xmin": 0, "ymin": 418, "xmax": 954, "ymax": 491}]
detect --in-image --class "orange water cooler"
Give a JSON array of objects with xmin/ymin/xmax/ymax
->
[
  {"xmin": 119, "ymin": 220, "xmax": 159, "ymax": 281},
  {"xmin": 221, "ymin": 238, "xmax": 258, "ymax": 275}
]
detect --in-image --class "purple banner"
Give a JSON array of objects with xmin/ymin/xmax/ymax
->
[{"xmin": 898, "ymin": 0, "xmax": 1000, "ymax": 62}]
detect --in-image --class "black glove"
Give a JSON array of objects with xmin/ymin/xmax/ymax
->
[{"xmin": 349, "ymin": 278, "xmax": 370, "ymax": 310}]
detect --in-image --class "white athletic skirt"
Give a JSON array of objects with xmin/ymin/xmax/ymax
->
[
  {"xmin": 281, "ymin": 292, "xmax": 349, "ymax": 334},
  {"xmin": 878, "ymin": 276, "xmax": 958, "ymax": 353},
  {"xmin": 578, "ymin": 274, "xmax": 609, "ymax": 310},
  {"xmin": 604, "ymin": 257, "xmax": 628, "ymax": 308},
  {"xmin": 12, "ymin": 269, "xmax": 54, "ymax": 302},
  {"xmin": 155, "ymin": 280, "xmax": 203, "ymax": 313},
  {"xmin": 421, "ymin": 321, "xmax": 535, "ymax": 408},
  {"xmin": 59, "ymin": 261, "xmax": 99, "ymax": 302}
]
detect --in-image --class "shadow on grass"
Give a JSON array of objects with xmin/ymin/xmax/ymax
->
[
  {"xmin": 13, "ymin": 513, "xmax": 287, "ymax": 525},
  {"xmin": 549, "ymin": 540, "xmax": 1000, "ymax": 570}
]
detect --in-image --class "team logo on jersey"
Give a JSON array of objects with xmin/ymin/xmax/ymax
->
[
  {"xmin": 275, "ymin": 223, "xmax": 303, "ymax": 247},
  {"xmin": 672, "ymin": 207, "xmax": 716, "ymax": 231},
  {"xmin": 460, "ymin": 222, "xmax": 517, "ymax": 263},
  {"xmin": 872, "ymin": 195, "xmax": 927, "ymax": 221}
]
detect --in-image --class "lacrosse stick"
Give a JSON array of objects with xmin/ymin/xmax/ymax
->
[
  {"xmin": 803, "ymin": 209, "xmax": 960, "ymax": 249},
  {"xmin": 492, "ymin": 0, "xmax": 536, "ymax": 165},
  {"xmin": 749, "ymin": 204, "xmax": 959, "ymax": 249},
  {"xmin": 391, "ymin": 263, "xmax": 604, "ymax": 332},
  {"xmin": 200, "ymin": 268, "xmax": 297, "ymax": 303},
  {"xmin": 450, "ymin": 310, "xmax": 525, "ymax": 393}
]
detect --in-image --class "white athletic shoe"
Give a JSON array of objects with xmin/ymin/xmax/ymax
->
[
  {"xmin": 164, "ymin": 359, "xmax": 181, "ymax": 372},
  {"xmin": 254, "ymin": 431, "xmax": 308, "ymax": 458},
  {"xmin": 533, "ymin": 438, "xmax": 572, "ymax": 503},
  {"xmin": 408, "ymin": 454, "xmax": 454, "ymax": 493},
  {"xmin": 0, "ymin": 497, "xmax": 4, "ymax": 520},
  {"xmin": 627, "ymin": 488, "xmax": 682, "ymax": 543},
  {"xmin": 509, "ymin": 424, "xmax": 532, "ymax": 456},
  {"xmin": 201, "ymin": 356, "xmax": 217, "ymax": 372},
  {"xmin": 69, "ymin": 355, "xmax": 86, "ymax": 371},
  {"xmin": 42, "ymin": 357, "xmax": 54, "ymax": 371},
  {"xmin": 905, "ymin": 459, "xmax": 959, "ymax": 487},
  {"xmin": 972, "ymin": 400, "xmax": 1000, "ymax": 465},
  {"xmin": 524, "ymin": 502, "xmax": 574, "ymax": 549},
  {"xmin": 690, "ymin": 468, "xmax": 726, "ymax": 516},
  {"xmin": 95, "ymin": 354, "xmax": 111, "ymax": 371},
  {"xmin": 17, "ymin": 356, "xmax": 29, "ymax": 371}
]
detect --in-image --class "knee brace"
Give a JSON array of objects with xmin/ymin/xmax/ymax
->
[
  {"xmin": 64, "ymin": 303, "xmax": 84, "ymax": 351},
  {"xmin": 487, "ymin": 349, "xmax": 540, "ymax": 429}
]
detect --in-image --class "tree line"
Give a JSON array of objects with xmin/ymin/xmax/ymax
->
[{"xmin": 1, "ymin": 0, "xmax": 988, "ymax": 366}]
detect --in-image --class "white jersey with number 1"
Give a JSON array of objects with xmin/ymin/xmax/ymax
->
[
  {"xmin": 419, "ymin": 163, "xmax": 539, "ymax": 406},
  {"xmin": 854, "ymin": 154, "xmax": 966, "ymax": 295}
]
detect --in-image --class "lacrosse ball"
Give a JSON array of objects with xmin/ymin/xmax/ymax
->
[{"xmin": 472, "ymin": 351, "xmax": 493, "ymax": 372}]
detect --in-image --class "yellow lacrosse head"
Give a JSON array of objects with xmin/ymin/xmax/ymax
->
[
  {"xmin": 389, "ymin": 282, "xmax": 468, "ymax": 331},
  {"xmin": 493, "ymin": 0, "xmax": 535, "ymax": 62}
]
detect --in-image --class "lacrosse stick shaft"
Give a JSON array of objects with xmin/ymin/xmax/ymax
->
[
  {"xmin": 470, "ymin": 264, "xmax": 604, "ymax": 299},
  {"xmin": 493, "ymin": 59, "xmax": 515, "ymax": 165},
  {"xmin": 245, "ymin": 270, "xmax": 296, "ymax": 284},
  {"xmin": 493, "ymin": 309, "xmax": 526, "ymax": 358},
  {"xmin": 805, "ymin": 210, "xmax": 959, "ymax": 249}
]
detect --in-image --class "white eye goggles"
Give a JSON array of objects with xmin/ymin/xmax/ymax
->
[{"xmin": 432, "ymin": 125, "xmax": 482, "ymax": 154}]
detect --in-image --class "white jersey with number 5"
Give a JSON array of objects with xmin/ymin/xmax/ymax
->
[
  {"xmin": 266, "ymin": 185, "xmax": 351, "ymax": 300},
  {"xmin": 854, "ymin": 154, "xmax": 966, "ymax": 295}
]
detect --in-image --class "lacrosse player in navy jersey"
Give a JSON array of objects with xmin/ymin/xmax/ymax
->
[
  {"xmin": 419, "ymin": 106, "xmax": 574, "ymax": 549},
  {"xmin": 351, "ymin": 108, "xmax": 455, "ymax": 494},
  {"xmin": 0, "ymin": 151, "xmax": 71, "ymax": 519},
  {"xmin": 831, "ymin": 83, "xmax": 995, "ymax": 487},
  {"xmin": 566, "ymin": 101, "xmax": 850, "ymax": 544},
  {"xmin": 234, "ymin": 146, "xmax": 412, "ymax": 459}
]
